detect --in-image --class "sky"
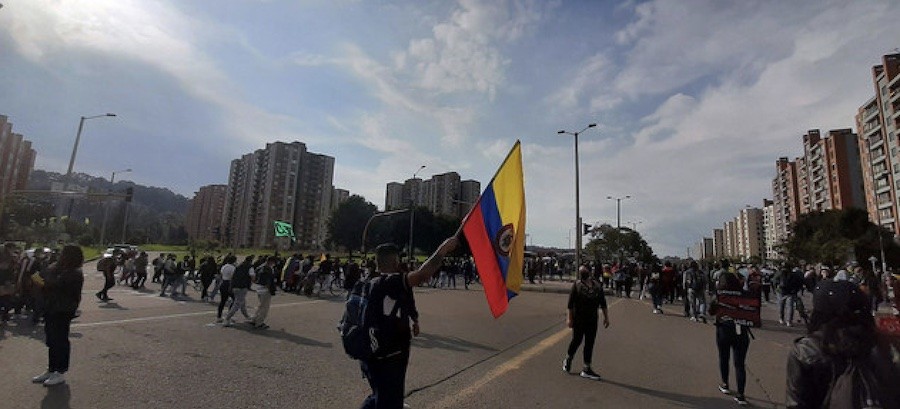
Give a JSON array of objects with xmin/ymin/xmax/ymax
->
[{"xmin": 1, "ymin": 0, "xmax": 898, "ymax": 256}]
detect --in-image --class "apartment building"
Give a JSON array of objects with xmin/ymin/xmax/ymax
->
[
  {"xmin": 330, "ymin": 187, "xmax": 350, "ymax": 211},
  {"xmin": 712, "ymin": 228, "xmax": 725, "ymax": 259},
  {"xmin": 763, "ymin": 199, "xmax": 780, "ymax": 260},
  {"xmin": 222, "ymin": 141, "xmax": 334, "ymax": 249},
  {"xmin": 0, "ymin": 115, "xmax": 36, "ymax": 202},
  {"xmin": 385, "ymin": 172, "xmax": 480, "ymax": 218},
  {"xmin": 186, "ymin": 184, "xmax": 227, "ymax": 241},
  {"xmin": 772, "ymin": 157, "xmax": 801, "ymax": 243},
  {"xmin": 856, "ymin": 53, "xmax": 900, "ymax": 236}
]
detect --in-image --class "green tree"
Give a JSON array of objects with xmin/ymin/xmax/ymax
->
[
  {"xmin": 584, "ymin": 224, "xmax": 657, "ymax": 264},
  {"xmin": 783, "ymin": 208, "xmax": 900, "ymax": 267},
  {"xmin": 327, "ymin": 195, "xmax": 377, "ymax": 256}
]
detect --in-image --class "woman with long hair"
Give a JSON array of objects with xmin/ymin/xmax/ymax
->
[
  {"xmin": 786, "ymin": 280, "xmax": 899, "ymax": 408},
  {"xmin": 31, "ymin": 245, "xmax": 84, "ymax": 387}
]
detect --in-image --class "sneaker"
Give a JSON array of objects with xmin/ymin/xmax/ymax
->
[
  {"xmin": 42, "ymin": 372, "xmax": 65, "ymax": 386},
  {"xmin": 718, "ymin": 384, "xmax": 730, "ymax": 395},
  {"xmin": 700, "ymin": 316, "xmax": 708, "ymax": 324},
  {"xmin": 31, "ymin": 371, "xmax": 53, "ymax": 383},
  {"xmin": 580, "ymin": 368, "xmax": 601, "ymax": 381},
  {"xmin": 690, "ymin": 317, "xmax": 697, "ymax": 322},
  {"xmin": 778, "ymin": 319, "xmax": 785, "ymax": 325},
  {"xmin": 734, "ymin": 395, "xmax": 748, "ymax": 406},
  {"xmin": 95, "ymin": 292, "xmax": 103, "ymax": 301},
  {"xmin": 785, "ymin": 322, "xmax": 792, "ymax": 327},
  {"xmin": 223, "ymin": 320, "xmax": 234, "ymax": 327},
  {"xmin": 562, "ymin": 357, "xmax": 572, "ymax": 373}
]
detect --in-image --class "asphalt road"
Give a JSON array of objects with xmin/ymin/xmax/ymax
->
[{"xmin": 0, "ymin": 257, "xmax": 805, "ymax": 409}]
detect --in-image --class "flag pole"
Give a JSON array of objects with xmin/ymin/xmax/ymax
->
[{"xmin": 457, "ymin": 140, "xmax": 522, "ymax": 233}]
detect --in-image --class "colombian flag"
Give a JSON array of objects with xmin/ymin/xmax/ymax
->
[{"xmin": 462, "ymin": 141, "xmax": 526, "ymax": 318}]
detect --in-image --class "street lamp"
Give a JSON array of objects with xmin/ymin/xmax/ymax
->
[
  {"xmin": 64, "ymin": 113, "xmax": 116, "ymax": 216},
  {"xmin": 99, "ymin": 168, "xmax": 131, "ymax": 246},
  {"xmin": 606, "ymin": 195, "xmax": 632, "ymax": 230},
  {"xmin": 409, "ymin": 165, "xmax": 426, "ymax": 262},
  {"xmin": 558, "ymin": 123, "xmax": 597, "ymax": 272}
]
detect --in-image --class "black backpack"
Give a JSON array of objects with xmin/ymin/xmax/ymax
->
[
  {"xmin": 341, "ymin": 279, "xmax": 378, "ymax": 360},
  {"xmin": 690, "ymin": 270, "xmax": 706, "ymax": 292},
  {"xmin": 232, "ymin": 263, "xmax": 252, "ymax": 288},
  {"xmin": 340, "ymin": 276, "xmax": 406, "ymax": 360}
]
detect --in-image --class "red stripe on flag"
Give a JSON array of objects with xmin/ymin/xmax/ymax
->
[{"xmin": 463, "ymin": 202, "xmax": 508, "ymax": 318}]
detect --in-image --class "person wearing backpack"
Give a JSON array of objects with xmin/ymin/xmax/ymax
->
[
  {"xmin": 96, "ymin": 254, "xmax": 117, "ymax": 302},
  {"xmin": 778, "ymin": 267, "xmax": 803, "ymax": 327},
  {"xmin": 786, "ymin": 280, "xmax": 900, "ymax": 408},
  {"xmin": 684, "ymin": 261, "xmax": 707, "ymax": 323},
  {"xmin": 714, "ymin": 260, "xmax": 752, "ymax": 406},
  {"xmin": 563, "ymin": 265, "xmax": 610, "ymax": 381},
  {"xmin": 343, "ymin": 238, "xmax": 457, "ymax": 409},
  {"xmin": 223, "ymin": 255, "xmax": 254, "ymax": 327}
]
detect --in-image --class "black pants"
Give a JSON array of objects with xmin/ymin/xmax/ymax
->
[
  {"xmin": 98, "ymin": 274, "xmax": 115, "ymax": 298},
  {"xmin": 200, "ymin": 275, "xmax": 214, "ymax": 299},
  {"xmin": 45, "ymin": 315, "xmax": 72, "ymax": 373},
  {"xmin": 360, "ymin": 349, "xmax": 410, "ymax": 409},
  {"xmin": 152, "ymin": 268, "xmax": 162, "ymax": 283},
  {"xmin": 716, "ymin": 324, "xmax": 750, "ymax": 395},
  {"xmin": 567, "ymin": 318, "xmax": 598, "ymax": 366},
  {"xmin": 216, "ymin": 281, "xmax": 232, "ymax": 319},
  {"xmin": 132, "ymin": 272, "xmax": 147, "ymax": 289}
]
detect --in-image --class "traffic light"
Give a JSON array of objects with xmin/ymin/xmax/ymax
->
[
  {"xmin": 583, "ymin": 223, "xmax": 592, "ymax": 236},
  {"xmin": 125, "ymin": 187, "xmax": 134, "ymax": 202}
]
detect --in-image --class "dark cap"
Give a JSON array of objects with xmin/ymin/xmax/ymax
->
[{"xmin": 375, "ymin": 243, "xmax": 401, "ymax": 257}]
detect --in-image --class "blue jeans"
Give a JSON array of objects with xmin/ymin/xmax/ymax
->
[
  {"xmin": 360, "ymin": 349, "xmax": 410, "ymax": 409},
  {"xmin": 779, "ymin": 293, "xmax": 797, "ymax": 322}
]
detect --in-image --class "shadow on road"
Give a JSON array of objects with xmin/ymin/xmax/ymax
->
[
  {"xmin": 98, "ymin": 302, "xmax": 128, "ymax": 310},
  {"xmin": 602, "ymin": 379, "xmax": 775, "ymax": 408},
  {"xmin": 231, "ymin": 325, "xmax": 333, "ymax": 348},
  {"xmin": 41, "ymin": 383, "xmax": 71, "ymax": 409},
  {"xmin": 412, "ymin": 332, "xmax": 498, "ymax": 352},
  {"xmin": 0, "ymin": 319, "xmax": 44, "ymax": 341}
]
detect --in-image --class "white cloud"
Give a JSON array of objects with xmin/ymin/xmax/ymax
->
[{"xmin": 2, "ymin": 0, "xmax": 304, "ymax": 148}]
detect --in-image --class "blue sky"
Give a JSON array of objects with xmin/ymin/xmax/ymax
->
[{"xmin": 1, "ymin": 0, "xmax": 898, "ymax": 256}]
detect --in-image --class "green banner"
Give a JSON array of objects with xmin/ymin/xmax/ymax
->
[{"xmin": 273, "ymin": 220, "xmax": 295, "ymax": 239}]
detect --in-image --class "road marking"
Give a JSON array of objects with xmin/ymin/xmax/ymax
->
[
  {"xmin": 72, "ymin": 299, "xmax": 325, "ymax": 329},
  {"xmin": 433, "ymin": 298, "xmax": 624, "ymax": 407}
]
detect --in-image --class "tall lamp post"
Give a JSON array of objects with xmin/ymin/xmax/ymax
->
[
  {"xmin": 558, "ymin": 123, "xmax": 597, "ymax": 272},
  {"xmin": 99, "ymin": 168, "xmax": 131, "ymax": 246},
  {"xmin": 408, "ymin": 165, "xmax": 426, "ymax": 262},
  {"xmin": 64, "ymin": 113, "xmax": 116, "ymax": 216},
  {"xmin": 607, "ymin": 195, "xmax": 632, "ymax": 230}
]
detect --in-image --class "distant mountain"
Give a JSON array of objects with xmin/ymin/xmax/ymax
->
[{"xmin": 26, "ymin": 169, "xmax": 190, "ymax": 245}]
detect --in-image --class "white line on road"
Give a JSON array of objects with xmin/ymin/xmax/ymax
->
[
  {"xmin": 433, "ymin": 298, "xmax": 625, "ymax": 407},
  {"xmin": 72, "ymin": 299, "xmax": 325, "ymax": 329}
]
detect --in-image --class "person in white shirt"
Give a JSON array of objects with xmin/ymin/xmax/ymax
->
[{"xmin": 215, "ymin": 255, "xmax": 237, "ymax": 323}]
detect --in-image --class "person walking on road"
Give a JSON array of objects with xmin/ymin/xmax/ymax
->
[
  {"xmin": 684, "ymin": 261, "xmax": 707, "ymax": 323},
  {"xmin": 30, "ymin": 245, "xmax": 84, "ymax": 387},
  {"xmin": 713, "ymin": 261, "xmax": 753, "ymax": 406},
  {"xmin": 355, "ymin": 239, "xmax": 458, "ymax": 409},
  {"xmin": 95, "ymin": 254, "xmax": 117, "ymax": 302},
  {"xmin": 563, "ymin": 265, "xmax": 610, "ymax": 381},
  {"xmin": 250, "ymin": 256, "xmax": 277, "ymax": 330},
  {"xmin": 215, "ymin": 255, "xmax": 237, "ymax": 323},
  {"xmin": 223, "ymin": 255, "xmax": 253, "ymax": 327},
  {"xmin": 131, "ymin": 251, "xmax": 149, "ymax": 289},
  {"xmin": 777, "ymin": 266, "xmax": 803, "ymax": 327}
]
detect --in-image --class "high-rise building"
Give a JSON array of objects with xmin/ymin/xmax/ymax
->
[
  {"xmin": 458, "ymin": 179, "xmax": 481, "ymax": 218},
  {"xmin": 428, "ymin": 172, "xmax": 461, "ymax": 217},
  {"xmin": 800, "ymin": 129, "xmax": 864, "ymax": 212},
  {"xmin": 330, "ymin": 187, "xmax": 350, "ymax": 211},
  {"xmin": 712, "ymin": 228, "xmax": 725, "ymax": 259},
  {"xmin": 385, "ymin": 172, "xmax": 479, "ymax": 218},
  {"xmin": 0, "ymin": 115, "xmax": 36, "ymax": 201},
  {"xmin": 772, "ymin": 157, "xmax": 801, "ymax": 243},
  {"xmin": 856, "ymin": 53, "xmax": 900, "ymax": 236},
  {"xmin": 385, "ymin": 182, "xmax": 404, "ymax": 210},
  {"xmin": 737, "ymin": 207, "xmax": 765, "ymax": 261},
  {"xmin": 186, "ymin": 184, "xmax": 227, "ymax": 242},
  {"xmin": 692, "ymin": 237, "xmax": 714, "ymax": 260},
  {"xmin": 763, "ymin": 199, "xmax": 779, "ymax": 261},
  {"xmin": 222, "ymin": 141, "xmax": 334, "ymax": 249}
]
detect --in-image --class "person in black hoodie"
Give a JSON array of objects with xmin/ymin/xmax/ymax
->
[
  {"xmin": 786, "ymin": 280, "xmax": 899, "ymax": 408},
  {"xmin": 31, "ymin": 245, "xmax": 84, "ymax": 387},
  {"xmin": 250, "ymin": 256, "xmax": 277, "ymax": 330},
  {"xmin": 223, "ymin": 255, "xmax": 254, "ymax": 327}
]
